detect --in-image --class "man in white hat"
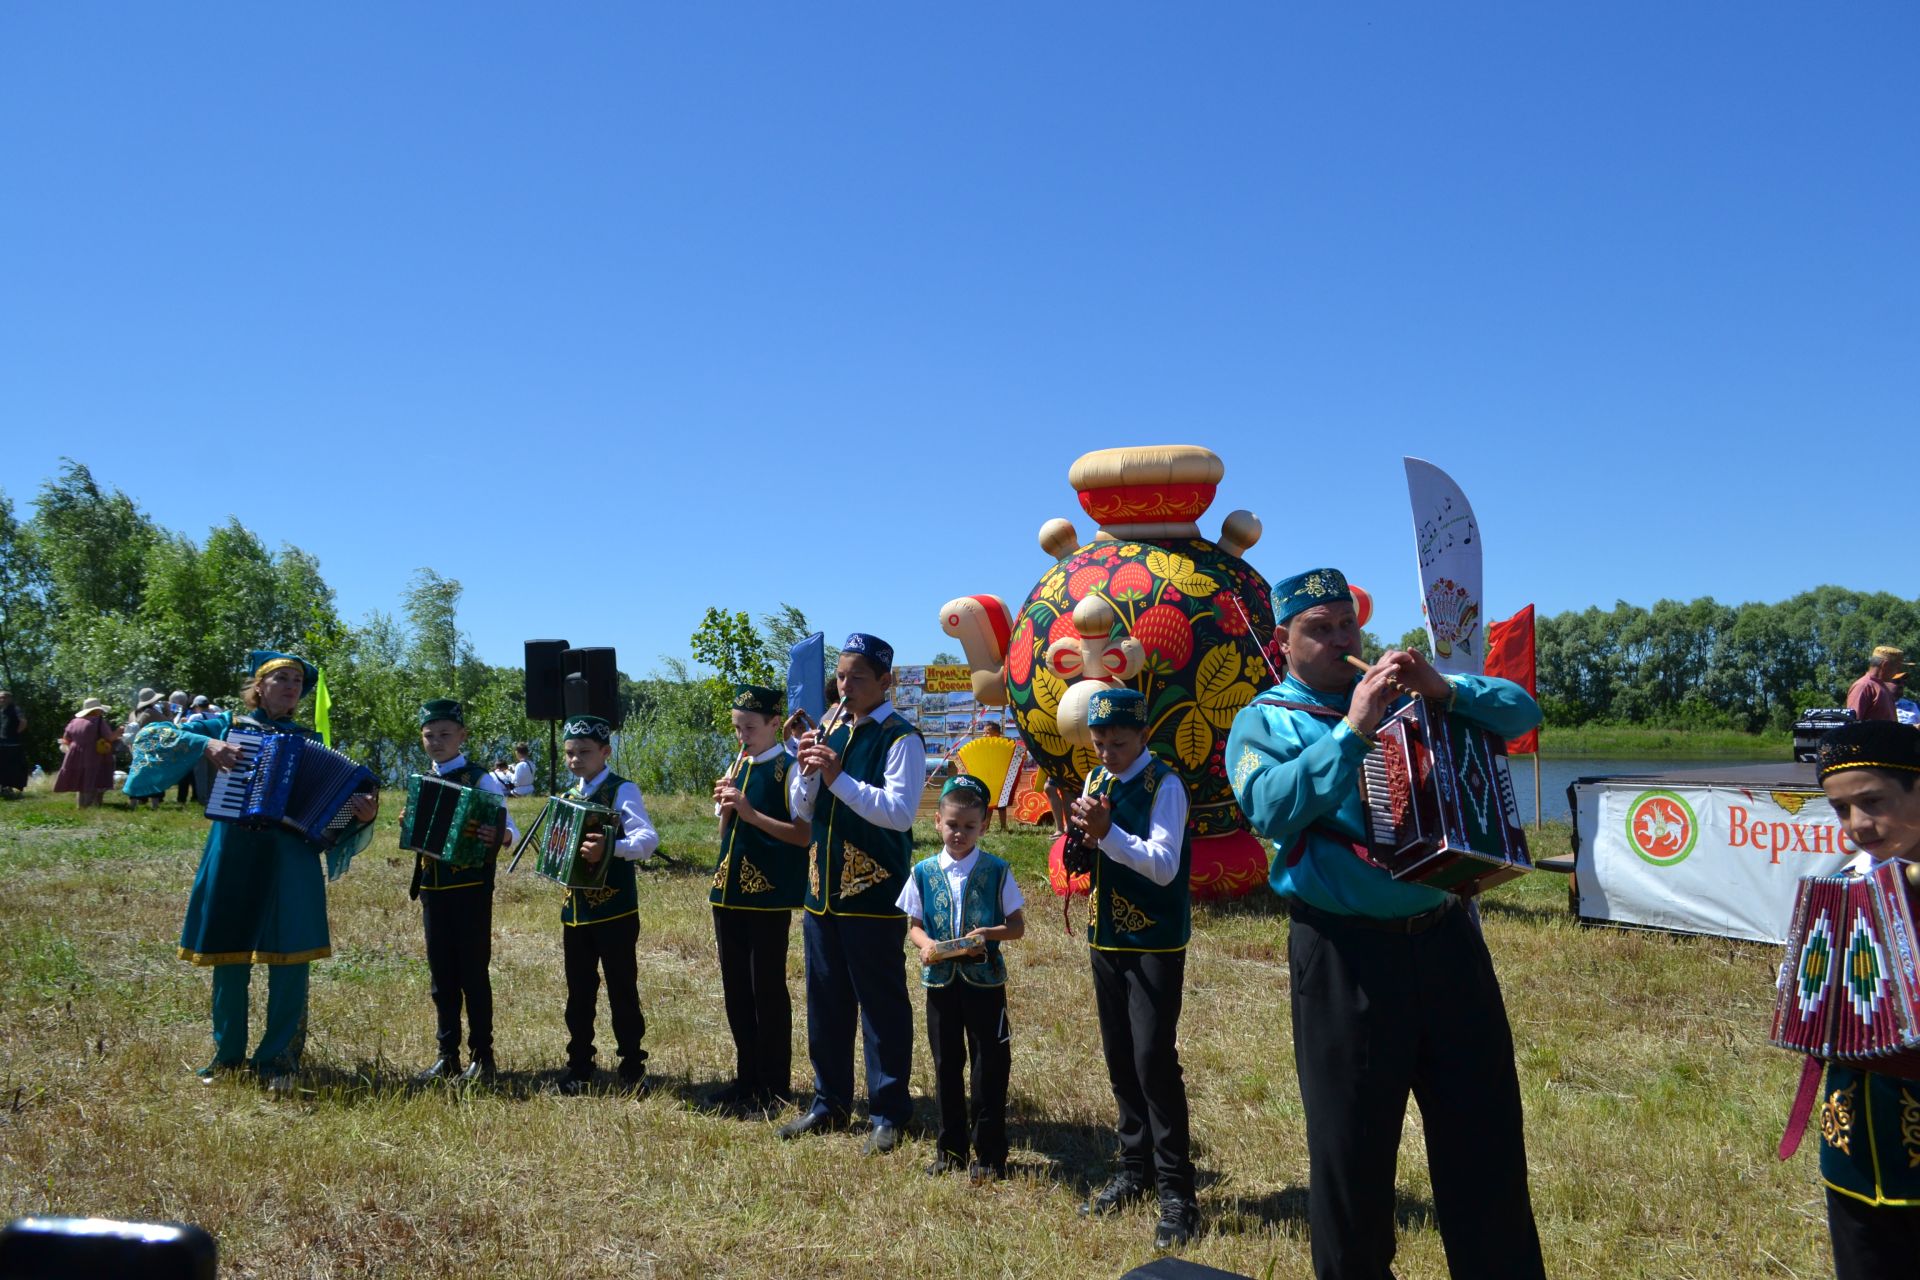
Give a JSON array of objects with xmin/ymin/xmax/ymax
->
[{"xmin": 1847, "ymin": 647, "xmax": 1908, "ymax": 723}]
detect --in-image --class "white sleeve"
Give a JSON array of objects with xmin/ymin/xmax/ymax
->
[
  {"xmin": 825, "ymin": 732, "xmax": 927, "ymax": 831},
  {"xmin": 1000, "ymin": 870, "xmax": 1025, "ymax": 916},
  {"xmin": 612, "ymin": 782, "xmax": 660, "ymax": 861},
  {"xmin": 1095, "ymin": 775, "xmax": 1188, "ymax": 887},
  {"xmin": 788, "ymin": 761, "xmax": 819, "ymax": 822},
  {"xmin": 895, "ymin": 870, "xmax": 923, "ymax": 920},
  {"xmin": 475, "ymin": 771, "xmax": 519, "ymax": 843}
]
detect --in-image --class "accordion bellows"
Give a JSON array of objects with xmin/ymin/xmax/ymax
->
[
  {"xmin": 1773, "ymin": 862, "xmax": 1920, "ymax": 1075},
  {"xmin": 955, "ymin": 736, "xmax": 1018, "ymax": 807},
  {"xmin": 400, "ymin": 774, "xmax": 504, "ymax": 868},
  {"xmin": 1359, "ymin": 698, "xmax": 1532, "ymax": 894}
]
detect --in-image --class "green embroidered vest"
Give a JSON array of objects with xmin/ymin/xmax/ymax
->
[
  {"xmin": 805, "ymin": 711, "xmax": 920, "ymax": 917},
  {"xmin": 1819, "ymin": 1064, "xmax": 1920, "ymax": 1206},
  {"xmin": 914, "ymin": 852, "xmax": 1010, "ymax": 988},
  {"xmin": 710, "ymin": 749, "xmax": 805, "ymax": 911},
  {"xmin": 1087, "ymin": 757, "xmax": 1192, "ymax": 952},
  {"xmin": 561, "ymin": 772, "xmax": 639, "ymax": 926},
  {"xmin": 412, "ymin": 758, "xmax": 497, "ymax": 895}
]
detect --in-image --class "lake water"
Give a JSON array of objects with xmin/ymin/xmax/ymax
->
[{"xmin": 1513, "ymin": 757, "xmax": 1784, "ymax": 825}]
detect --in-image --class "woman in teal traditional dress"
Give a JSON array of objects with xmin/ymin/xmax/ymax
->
[{"xmin": 126, "ymin": 651, "xmax": 377, "ymax": 1090}]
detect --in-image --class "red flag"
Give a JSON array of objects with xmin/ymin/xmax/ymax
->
[{"xmin": 1485, "ymin": 605, "xmax": 1538, "ymax": 755}]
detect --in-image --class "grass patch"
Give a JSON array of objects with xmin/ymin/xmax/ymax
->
[
  {"xmin": 1537, "ymin": 723, "xmax": 1791, "ymax": 758},
  {"xmin": 0, "ymin": 791, "xmax": 1833, "ymax": 1277}
]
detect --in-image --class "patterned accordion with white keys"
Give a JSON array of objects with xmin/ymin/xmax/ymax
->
[
  {"xmin": 1772, "ymin": 860, "xmax": 1920, "ymax": 1075},
  {"xmin": 1358, "ymin": 697, "xmax": 1532, "ymax": 894},
  {"xmin": 204, "ymin": 726, "xmax": 377, "ymax": 846}
]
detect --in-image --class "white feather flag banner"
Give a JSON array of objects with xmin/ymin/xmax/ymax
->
[{"xmin": 1404, "ymin": 458, "xmax": 1484, "ymax": 676}]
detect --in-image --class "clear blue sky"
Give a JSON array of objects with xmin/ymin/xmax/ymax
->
[{"xmin": 4, "ymin": 5, "xmax": 1915, "ymax": 675}]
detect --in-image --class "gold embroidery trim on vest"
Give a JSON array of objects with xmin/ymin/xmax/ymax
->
[
  {"xmin": 808, "ymin": 845, "xmax": 822, "ymax": 899},
  {"xmin": 838, "ymin": 841, "xmax": 889, "ymax": 899},
  {"xmin": 1109, "ymin": 892, "xmax": 1156, "ymax": 934},
  {"xmin": 1822, "ymin": 1079, "xmax": 1859, "ymax": 1156},
  {"xmin": 711, "ymin": 861, "xmax": 729, "ymax": 894},
  {"xmin": 579, "ymin": 885, "xmax": 619, "ymax": 910},
  {"xmin": 737, "ymin": 860, "xmax": 775, "ymax": 895},
  {"xmin": 1901, "ymin": 1088, "xmax": 1920, "ymax": 1169}
]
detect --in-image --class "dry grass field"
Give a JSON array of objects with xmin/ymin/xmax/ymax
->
[{"xmin": 0, "ymin": 788, "xmax": 1831, "ymax": 1278}]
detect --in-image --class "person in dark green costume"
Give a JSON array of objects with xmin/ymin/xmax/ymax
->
[
  {"xmin": 126, "ymin": 650, "xmax": 378, "ymax": 1094},
  {"xmin": 553, "ymin": 714, "xmax": 659, "ymax": 1095},
  {"xmin": 707, "ymin": 684, "xmax": 810, "ymax": 1115},
  {"xmin": 1812, "ymin": 720, "xmax": 1920, "ymax": 1279},
  {"xmin": 408, "ymin": 698, "xmax": 515, "ymax": 1084},
  {"xmin": 777, "ymin": 632, "xmax": 928, "ymax": 1155},
  {"xmin": 1070, "ymin": 687, "xmax": 1199, "ymax": 1250}
]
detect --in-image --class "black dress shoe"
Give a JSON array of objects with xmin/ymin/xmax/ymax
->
[
  {"xmin": 777, "ymin": 1107, "xmax": 849, "ymax": 1140},
  {"xmin": 194, "ymin": 1060, "xmax": 244, "ymax": 1085},
  {"xmin": 459, "ymin": 1056, "xmax": 496, "ymax": 1084},
  {"xmin": 969, "ymin": 1161, "xmax": 1007, "ymax": 1185},
  {"xmin": 617, "ymin": 1063, "xmax": 649, "ymax": 1094},
  {"xmin": 863, "ymin": 1122, "xmax": 903, "ymax": 1156},
  {"xmin": 705, "ymin": 1081, "xmax": 750, "ymax": 1111},
  {"xmin": 1079, "ymin": 1170, "xmax": 1151, "ymax": 1218},
  {"xmin": 926, "ymin": 1152, "xmax": 966, "ymax": 1177},
  {"xmin": 1153, "ymin": 1193, "xmax": 1199, "ymax": 1249},
  {"xmin": 414, "ymin": 1056, "xmax": 462, "ymax": 1083},
  {"xmin": 556, "ymin": 1067, "xmax": 595, "ymax": 1096}
]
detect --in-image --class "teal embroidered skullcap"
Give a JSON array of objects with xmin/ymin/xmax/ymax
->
[
  {"xmin": 248, "ymin": 650, "xmax": 317, "ymax": 689},
  {"xmin": 941, "ymin": 774, "xmax": 992, "ymax": 808},
  {"xmin": 1273, "ymin": 568, "xmax": 1353, "ymax": 624},
  {"xmin": 732, "ymin": 684, "xmax": 783, "ymax": 716},
  {"xmin": 419, "ymin": 698, "xmax": 465, "ymax": 727},
  {"xmin": 1086, "ymin": 687, "xmax": 1148, "ymax": 729},
  {"xmin": 562, "ymin": 714, "xmax": 613, "ymax": 743}
]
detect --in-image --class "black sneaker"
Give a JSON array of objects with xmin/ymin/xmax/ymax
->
[
  {"xmin": 1079, "ymin": 1170, "xmax": 1151, "ymax": 1217},
  {"xmin": 1153, "ymin": 1193, "xmax": 1199, "ymax": 1249}
]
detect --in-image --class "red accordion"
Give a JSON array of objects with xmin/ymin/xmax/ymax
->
[
  {"xmin": 1358, "ymin": 697, "xmax": 1532, "ymax": 894},
  {"xmin": 1772, "ymin": 860, "xmax": 1920, "ymax": 1075}
]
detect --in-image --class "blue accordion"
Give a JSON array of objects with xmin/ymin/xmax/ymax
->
[{"xmin": 204, "ymin": 727, "xmax": 376, "ymax": 845}]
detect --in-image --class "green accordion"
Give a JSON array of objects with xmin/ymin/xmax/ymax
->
[
  {"xmin": 521, "ymin": 795, "xmax": 619, "ymax": 889},
  {"xmin": 400, "ymin": 774, "xmax": 505, "ymax": 869}
]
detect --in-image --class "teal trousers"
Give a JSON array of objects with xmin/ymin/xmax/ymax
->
[{"xmin": 210, "ymin": 962, "xmax": 309, "ymax": 1070}]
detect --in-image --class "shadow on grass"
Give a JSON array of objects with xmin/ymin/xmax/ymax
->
[
  {"xmin": 1211, "ymin": 1184, "xmax": 1434, "ymax": 1235},
  {"xmin": 1477, "ymin": 896, "xmax": 1571, "ymax": 927},
  {"xmin": 259, "ymin": 1060, "xmax": 683, "ymax": 1105}
]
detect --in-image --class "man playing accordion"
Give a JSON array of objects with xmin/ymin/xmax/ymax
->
[{"xmin": 1226, "ymin": 568, "xmax": 1547, "ymax": 1280}]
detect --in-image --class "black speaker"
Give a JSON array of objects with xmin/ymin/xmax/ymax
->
[
  {"xmin": 563, "ymin": 672, "xmax": 591, "ymax": 719},
  {"xmin": 1118, "ymin": 1260, "xmax": 1252, "ymax": 1280},
  {"xmin": 524, "ymin": 639, "xmax": 570, "ymax": 721},
  {"xmin": 565, "ymin": 646, "xmax": 622, "ymax": 727}
]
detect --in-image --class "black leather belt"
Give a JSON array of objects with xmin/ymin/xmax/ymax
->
[{"xmin": 1288, "ymin": 897, "xmax": 1460, "ymax": 937}]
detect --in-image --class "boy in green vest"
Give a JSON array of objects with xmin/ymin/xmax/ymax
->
[
  {"xmin": 555, "ymin": 714, "xmax": 659, "ymax": 1095},
  {"xmin": 1070, "ymin": 687, "xmax": 1199, "ymax": 1249},
  {"xmin": 1812, "ymin": 721, "xmax": 1920, "ymax": 1278},
  {"xmin": 778, "ymin": 632, "xmax": 928, "ymax": 1155},
  {"xmin": 900, "ymin": 774, "xmax": 1027, "ymax": 1182},
  {"xmin": 409, "ymin": 698, "xmax": 515, "ymax": 1083},
  {"xmin": 708, "ymin": 684, "xmax": 811, "ymax": 1115}
]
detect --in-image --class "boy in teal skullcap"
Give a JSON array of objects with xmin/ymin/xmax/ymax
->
[
  {"xmin": 707, "ymin": 684, "xmax": 811, "ymax": 1115},
  {"xmin": 1070, "ymin": 685, "xmax": 1198, "ymax": 1247},
  {"xmin": 898, "ymin": 774, "xmax": 1027, "ymax": 1182},
  {"xmin": 1226, "ymin": 566, "xmax": 1547, "ymax": 1279},
  {"xmin": 1809, "ymin": 720, "xmax": 1920, "ymax": 1276},
  {"xmin": 408, "ymin": 698, "xmax": 516, "ymax": 1084},
  {"xmin": 553, "ymin": 712, "xmax": 659, "ymax": 1094}
]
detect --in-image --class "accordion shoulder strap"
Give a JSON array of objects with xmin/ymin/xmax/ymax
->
[{"xmin": 1778, "ymin": 1054, "xmax": 1825, "ymax": 1161}]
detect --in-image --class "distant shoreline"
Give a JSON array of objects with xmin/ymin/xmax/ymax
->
[{"xmin": 1528, "ymin": 724, "xmax": 1792, "ymax": 760}]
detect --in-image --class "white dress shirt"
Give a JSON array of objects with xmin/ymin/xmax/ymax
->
[
  {"xmin": 571, "ymin": 764, "xmax": 659, "ymax": 860},
  {"xmin": 787, "ymin": 701, "xmax": 928, "ymax": 830},
  {"xmin": 1087, "ymin": 752, "xmax": 1188, "ymax": 887},
  {"xmin": 895, "ymin": 846, "xmax": 1026, "ymax": 932},
  {"xmin": 432, "ymin": 752, "xmax": 518, "ymax": 843},
  {"xmin": 714, "ymin": 742, "xmax": 791, "ymax": 816}
]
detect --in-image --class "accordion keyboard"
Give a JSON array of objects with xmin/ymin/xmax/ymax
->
[{"xmin": 203, "ymin": 728, "xmax": 266, "ymax": 822}]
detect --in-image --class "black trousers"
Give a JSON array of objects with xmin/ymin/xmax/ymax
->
[
  {"xmin": 1289, "ymin": 902, "xmax": 1545, "ymax": 1280},
  {"xmin": 562, "ymin": 914, "xmax": 646, "ymax": 1074},
  {"xmin": 713, "ymin": 907, "xmax": 792, "ymax": 1097},
  {"xmin": 421, "ymin": 886, "xmax": 493, "ymax": 1058},
  {"xmin": 1089, "ymin": 948, "xmax": 1194, "ymax": 1197},
  {"xmin": 1829, "ymin": 1190, "xmax": 1920, "ymax": 1280},
  {"xmin": 926, "ymin": 979, "xmax": 1011, "ymax": 1166}
]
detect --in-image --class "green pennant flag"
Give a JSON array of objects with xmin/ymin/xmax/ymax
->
[{"xmin": 314, "ymin": 666, "xmax": 333, "ymax": 748}]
